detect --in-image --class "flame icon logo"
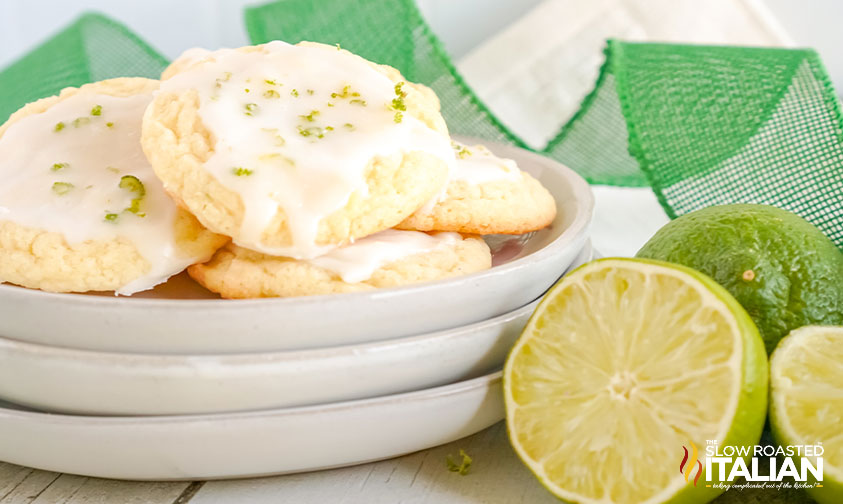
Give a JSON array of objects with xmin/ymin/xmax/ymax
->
[{"xmin": 680, "ymin": 441, "xmax": 703, "ymax": 486}]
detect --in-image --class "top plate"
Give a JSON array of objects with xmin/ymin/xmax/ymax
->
[{"xmin": 0, "ymin": 139, "xmax": 593, "ymax": 354}]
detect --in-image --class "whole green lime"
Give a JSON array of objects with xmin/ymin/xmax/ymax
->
[{"xmin": 636, "ymin": 204, "xmax": 843, "ymax": 354}]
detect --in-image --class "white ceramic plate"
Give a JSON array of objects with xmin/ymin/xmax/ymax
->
[
  {"xmin": 0, "ymin": 242, "xmax": 594, "ymax": 416},
  {"xmin": 0, "ymin": 140, "xmax": 593, "ymax": 354},
  {"xmin": 0, "ymin": 371, "xmax": 503, "ymax": 481}
]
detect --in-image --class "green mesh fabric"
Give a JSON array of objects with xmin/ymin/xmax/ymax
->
[
  {"xmin": 0, "ymin": 6, "xmax": 840, "ymax": 249},
  {"xmin": 0, "ymin": 13, "xmax": 167, "ymax": 124},
  {"xmin": 246, "ymin": 0, "xmax": 843, "ymax": 248}
]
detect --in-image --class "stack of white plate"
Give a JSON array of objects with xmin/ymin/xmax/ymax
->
[{"xmin": 0, "ymin": 142, "xmax": 594, "ymax": 480}]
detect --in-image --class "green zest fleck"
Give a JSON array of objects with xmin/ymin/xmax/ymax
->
[
  {"xmin": 325, "ymin": 126, "xmax": 334, "ymax": 131},
  {"xmin": 90, "ymin": 104, "xmax": 102, "ymax": 116},
  {"xmin": 54, "ymin": 122, "xmax": 65, "ymax": 132},
  {"xmin": 265, "ymin": 79, "xmax": 278, "ymax": 86},
  {"xmin": 343, "ymin": 123, "xmax": 355, "ymax": 131},
  {"xmin": 299, "ymin": 110, "xmax": 320, "ymax": 122},
  {"xmin": 106, "ymin": 122, "xmax": 114, "ymax": 128},
  {"xmin": 306, "ymin": 89, "xmax": 314, "ymax": 95},
  {"xmin": 119, "ymin": 175, "xmax": 145, "ymax": 197},
  {"xmin": 391, "ymin": 82, "xmax": 408, "ymax": 123},
  {"xmin": 349, "ymin": 99, "xmax": 366, "ymax": 106},
  {"xmin": 244, "ymin": 103, "xmax": 259, "ymax": 116},
  {"xmin": 453, "ymin": 142, "xmax": 472, "ymax": 159},
  {"xmin": 232, "ymin": 167, "xmax": 253, "ymax": 176},
  {"xmin": 51, "ymin": 182, "xmax": 74, "ymax": 195},
  {"xmin": 245, "ymin": 88, "xmax": 251, "ymax": 93},
  {"xmin": 107, "ymin": 166, "xmax": 120, "ymax": 174},
  {"xmin": 72, "ymin": 117, "xmax": 91, "ymax": 128},
  {"xmin": 51, "ymin": 162, "xmax": 69, "ymax": 172},
  {"xmin": 297, "ymin": 125, "xmax": 325, "ymax": 139},
  {"xmin": 104, "ymin": 212, "xmax": 119, "ymax": 223},
  {"xmin": 119, "ymin": 175, "xmax": 146, "ymax": 216},
  {"xmin": 445, "ymin": 450, "xmax": 472, "ymax": 476},
  {"xmin": 336, "ymin": 43, "xmax": 341, "ymax": 51},
  {"xmin": 327, "ymin": 102, "xmax": 335, "ymax": 107},
  {"xmin": 264, "ymin": 89, "xmax": 280, "ymax": 99},
  {"xmin": 331, "ymin": 85, "xmax": 352, "ymax": 99},
  {"xmin": 291, "ymin": 89, "xmax": 299, "ymax": 97}
]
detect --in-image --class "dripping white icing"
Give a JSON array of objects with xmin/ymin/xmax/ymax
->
[
  {"xmin": 307, "ymin": 229, "xmax": 461, "ymax": 283},
  {"xmin": 0, "ymin": 92, "xmax": 200, "ymax": 295},
  {"xmin": 416, "ymin": 141, "xmax": 523, "ymax": 215},
  {"xmin": 161, "ymin": 41, "xmax": 455, "ymax": 259}
]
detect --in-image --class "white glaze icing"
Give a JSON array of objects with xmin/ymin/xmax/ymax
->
[
  {"xmin": 307, "ymin": 229, "xmax": 461, "ymax": 283},
  {"xmin": 450, "ymin": 142, "xmax": 522, "ymax": 184},
  {"xmin": 161, "ymin": 41, "xmax": 455, "ymax": 259},
  {"xmin": 415, "ymin": 141, "xmax": 523, "ymax": 215},
  {"xmin": 0, "ymin": 91, "xmax": 200, "ymax": 295}
]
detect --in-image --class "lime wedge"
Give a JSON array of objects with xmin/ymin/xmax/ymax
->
[
  {"xmin": 503, "ymin": 258, "xmax": 768, "ymax": 504},
  {"xmin": 770, "ymin": 325, "xmax": 843, "ymax": 504}
]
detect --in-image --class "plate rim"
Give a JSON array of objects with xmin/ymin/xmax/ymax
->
[{"xmin": 0, "ymin": 370, "xmax": 503, "ymax": 423}]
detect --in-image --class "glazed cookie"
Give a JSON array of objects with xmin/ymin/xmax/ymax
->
[
  {"xmin": 144, "ymin": 41, "xmax": 455, "ymax": 259},
  {"xmin": 188, "ymin": 229, "xmax": 491, "ymax": 298},
  {"xmin": 398, "ymin": 142, "xmax": 556, "ymax": 235},
  {"xmin": 0, "ymin": 78, "xmax": 227, "ymax": 295}
]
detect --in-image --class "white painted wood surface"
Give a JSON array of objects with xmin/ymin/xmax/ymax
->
[{"xmin": 0, "ymin": 422, "xmax": 561, "ymax": 503}]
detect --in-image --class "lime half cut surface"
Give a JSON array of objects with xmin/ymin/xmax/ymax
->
[
  {"xmin": 503, "ymin": 258, "xmax": 768, "ymax": 504},
  {"xmin": 770, "ymin": 325, "xmax": 843, "ymax": 504}
]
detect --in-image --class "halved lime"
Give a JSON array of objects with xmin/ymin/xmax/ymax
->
[
  {"xmin": 770, "ymin": 325, "xmax": 843, "ymax": 504},
  {"xmin": 504, "ymin": 258, "xmax": 768, "ymax": 504}
]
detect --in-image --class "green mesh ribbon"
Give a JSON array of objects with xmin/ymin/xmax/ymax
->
[
  {"xmin": 0, "ymin": 13, "xmax": 167, "ymax": 123},
  {"xmin": 0, "ymin": 6, "xmax": 841, "ymax": 249}
]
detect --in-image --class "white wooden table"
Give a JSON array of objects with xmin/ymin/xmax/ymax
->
[
  {"xmin": 0, "ymin": 422, "xmax": 562, "ymax": 504},
  {"xmin": 0, "ymin": 421, "xmax": 808, "ymax": 503}
]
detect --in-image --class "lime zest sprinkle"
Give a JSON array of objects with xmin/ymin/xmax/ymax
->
[
  {"xmin": 104, "ymin": 212, "xmax": 119, "ymax": 222},
  {"xmin": 119, "ymin": 175, "xmax": 146, "ymax": 216},
  {"xmin": 245, "ymin": 88, "xmax": 251, "ymax": 93},
  {"xmin": 90, "ymin": 104, "xmax": 102, "ymax": 116},
  {"xmin": 344, "ymin": 123, "xmax": 355, "ymax": 131},
  {"xmin": 446, "ymin": 450, "xmax": 472, "ymax": 475},
  {"xmin": 336, "ymin": 43, "xmax": 341, "ymax": 51},
  {"xmin": 53, "ymin": 122, "xmax": 65, "ymax": 132},
  {"xmin": 106, "ymin": 122, "xmax": 114, "ymax": 128},
  {"xmin": 232, "ymin": 167, "xmax": 253, "ymax": 176},
  {"xmin": 51, "ymin": 182, "xmax": 74, "ymax": 195},
  {"xmin": 291, "ymin": 89, "xmax": 299, "ymax": 97},
  {"xmin": 390, "ymin": 82, "xmax": 407, "ymax": 123},
  {"xmin": 325, "ymin": 125, "xmax": 334, "ymax": 131},
  {"xmin": 299, "ymin": 110, "xmax": 320, "ymax": 122},
  {"xmin": 306, "ymin": 89, "xmax": 314, "ymax": 95},
  {"xmin": 349, "ymin": 99, "xmax": 366, "ymax": 106},
  {"xmin": 264, "ymin": 79, "xmax": 278, "ymax": 86},
  {"xmin": 72, "ymin": 117, "xmax": 91, "ymax": 128},
  {"xmin": 244, "ymin": 103, "xmax": 258, "ymax": 116},
  {"xmin": 107, "ymin": 166, "xmax": 120, "ymax": 174},
  {"xmin": 297, "ymin": 125, "xmax": 325, "ymax": 139},
  {"xmin": 51, "ymin": 162, "xmax": 69, "ymax": 172},
  {"xmin": 119, "ymin": 175, "xmax": 145, "ymax": 197},
  {"xmin": 327, "ymin": 102, "xmax": 335, "ymax": 107},
  {"xmin": 263, "ymin": 89, "xmax": 280, "ymax": 99}
]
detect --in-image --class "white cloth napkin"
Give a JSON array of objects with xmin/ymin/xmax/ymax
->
[{"xmin": 456, "ymin": 0, "xmax": 792, "ymax": 256}]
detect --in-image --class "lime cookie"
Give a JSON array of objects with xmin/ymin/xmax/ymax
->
[
  {"xmin": 143, "ymin": 41, "xmax": 454, "ymax": 259},
  {"xmin": 0, "ymin": 78, "xmax": 227, "ymax": 295},
  {"xmin": 188, "ymin": 229, "xmax": 491, "ymax": 298},
  {"xmin": 398, "ymin": 142, "xmax": 556, "ymax": 235}
]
